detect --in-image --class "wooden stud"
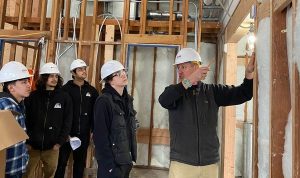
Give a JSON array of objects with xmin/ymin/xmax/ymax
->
[
  {"xmin": 130, "ymin": 46, "xmax": 137, "ymax": 97},
  {"xmin": 137, "ymin": 128, "xmax": 170, "ymax": 145},
  {"xmin": 104, "ymin": 25, "xmax": 115, "ymax": 61},
  {"xmin": 147, "ymin": 47, "xmax": 157, "ymax": 166},
  {"xmin": 40, "ymin": 0, "xmax": 47, "ymax": 30},
  {"xmin": 63, "ymin": 0, "xmax": 71, "ymax": 40},
  {"xmin": 292, "ymin": 64, "xmax": 300, "ymax": 178},
  {"xmin": 78, "ymin": 0, "xmax": 87, "ymax": 58},
  {"xmin": 47, "ymin": 0, "xmax": 61, "ymax": 62},
  {"xmin": 9, "ymin": 0, "xmax": 21, "ymax": 61},
  {"xmin": 168, "ymin": 0, "xmax": 174, "ymax": 35},
  {"xmin": 197, "ymin": 0, "xmax": 203, "ymax": 52},
  {"xmin": 0, "ymin": 0, "xmax": 7, "ymax": 29},
  {"xmin": 31, "ymin": 0, "xmax": 40, "ymax": 17},
  {"xmin": 25, "ymin": 0, "xmax": 33, "ymax": 17},
  {"xmin": 180, "ymin": 0, "xmax": 188, "ymax": 47},
  {"xmin": 17, "ymin": 0, "xmax": 25, "ymax": 29},
  {"xmin": 221, "ymin": 43, "xmax": 237, "ymax": 178},
  {"xmin": 88, "ymin": 0, "xmax": 98, "ymax": 83},
  {"xmin": 269, "ymin": 6, "xmax": 291, "ymax": 178},
  {"xmin": 120, "ymin": 0, "xmax": 130, "ymax": 63},
  {"xmin": 139, "ymin": 0, "xmax": 147, "ymax": 34}
]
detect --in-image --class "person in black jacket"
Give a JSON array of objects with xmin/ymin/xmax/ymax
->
[
  {"xmin": 93, "ymin": 60, "xmax": 137, "ymax": 178},
  {"xmin": 24, "ymin": 62, "xmax": 72, "ymax": 178},
  {"xmin": 55, "ymin": 59, "xmax": 98, "ymax": 178},
  {"xmin": 158, "ymin": 48, "xmax": 255, "ymax": 178}
]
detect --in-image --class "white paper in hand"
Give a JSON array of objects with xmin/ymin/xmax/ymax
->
[{"xmin": 70, "ymin": 137, "xmax": 81, "ymax": 150}]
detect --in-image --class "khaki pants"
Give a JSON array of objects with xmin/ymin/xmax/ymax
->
[
  {"xmin": 23, "ymin": 149, "xmax": 59, "ymax": 178},
  {"xmin": 169, "ymin": 161, "xmax": 219, "ymax": 178}
]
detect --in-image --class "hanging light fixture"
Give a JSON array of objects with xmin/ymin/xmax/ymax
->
[{"xmin": 247, "ymin": 22, "xmax": 256, "ymax": 51}]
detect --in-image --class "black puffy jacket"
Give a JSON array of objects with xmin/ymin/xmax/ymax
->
[
  {"xmin": 159, "ymin": 78, "xmax": 253, "ymax": 166},
  {"xmin": 25, "ymin": 89, "xmax": 73, "ymax": 150},
  {"xmin": 93, "ymin": 84, "xmax": 137, "ymax": 171}
]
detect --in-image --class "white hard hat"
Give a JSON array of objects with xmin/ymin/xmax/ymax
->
[
  {"xmin": 101, "ymin": 60, "xmax": 125, "ymax": 81},
  {"xmin": 174, "ymin": 48, "xmax": 202, "ymax": 65},
  {"xmin": 0, "ymin": 61, "xmax": 33, "ymax": 83},
  {"xmin": 39, "ymin": 62, "xmax": 60, "ymax": 75},
  {"xmin": 70, "ymin": 59, "xmax": 87, "ymax": 71}
]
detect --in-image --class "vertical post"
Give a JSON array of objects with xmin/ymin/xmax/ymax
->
[
  {"xmin": 197, "ymin": 0, "xmax": 203, "ymax": 52},
  {"xmin": 221, "ymin": 43, "xmax": 237, "ymax": 178},
  {"xmin": 0, "ymin": 0, "xmax": 7, "ymax": 29},
  {"xmin": 269, "ymin": 4, "xmax": 291, "ymax": 178},
  {"xmin": 120, "ymin": 0, "xmax": 130, "ymax": 63},
  {"xmin": 168, "ymin": 0, "xmax": 174, "ymax": 35},
  {"xmin": 78, "ymin": 0, "xmax": 87, "ymax": 58},
  {"xmin": 63, "ymin": 0, "xmax": 71, "ymax": 40},
  {"xmin": 139, "ymin": 0, "xmax": 147, "ymax": 34}
]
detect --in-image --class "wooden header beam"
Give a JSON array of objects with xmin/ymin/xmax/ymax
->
[
  {"xmin": 225, "ymin": 0, "xmax": 255, "ymax": 42},
  {"xmin": 0, "ymin": 29, "xmax": 50, "ymax": 40},
  {"xmin": 123, "ymin": 34, "xmax": 183, "ymax": 45}
]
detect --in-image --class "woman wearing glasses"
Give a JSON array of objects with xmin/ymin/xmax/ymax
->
[{"xmin": 93, "ymin": 60, "xmax": 137, "ymax": 178}]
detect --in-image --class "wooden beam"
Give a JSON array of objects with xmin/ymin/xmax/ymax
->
[
  {"xmin": 10, "ymin": 0, "xmax": 21, "ymax": 61},
  {"xmin": 120, "ymin": 0, "xmax": 130, "ymax": 63},
  {"xmin": 269, "ymin": 6, "xmax": 291, "ymax": 178},
  {"xmin": 137, "ymin": 128, "xmax": 170, "ymax": 145},
  {"xmin": 139, "ymin": 0, "xmax": 147, "ymax": 34},
  {"xmin": 197, "ymin": 0, "xmax": 203, "ymax": 52},
  {"xmin": 292, "ymin": 64, "xmax": 300, "ymax": 178},
  {"xmin": 40, "ymin": 0, "xmax": 47, "ymax": 30},
  {"xmin": 273, "ymin": 0, "xmax": 292, "ymax": 13},
  {"xmin": 88, "ymin": 0, "xmax": 98, "ymax": 83},
  {"xmin": 124, "ymin": 34, "xmax": 183, "ymax": 45},
  {"xmin": 47, "ymin": 0, "xmax": 61, "ymax": 62},
  {"xmin": 221, "ymin": 43, "xmax": 237, "ymax": 178},
  {"xmin": 180, "ymin": 0, "xmax": 188, "ymax": 47},
  {"xmin": 225, "ymin": 0, "xmax": 256, "ymax": 42},
  {"xmin": 78, "ymin": 0, "xmax": 87, "ymax": 58},
  {"xmin": 63, "ymin": 0, "xmax": 71, "ymax": 40},
  {"xmin": 17, "ymin": 0, "xmax": 25, "ymax": 29},
  {"xmin": 168, "ymin": 0, "xmax": 174, "ymax": 35},
  {"xmin": 31, "ymin": 0, "xmax": 40, "ymax": 17},
  {"xmin": 0, "ymin": 0, "xmax": 7, "ymax": 29},
  {"xmin": 104, "ymin": 25, "xmax": 115, "ymax": 61},
  {"xmin": 24, "ymin": 0, "xmax": 33, "ymax": 17}
]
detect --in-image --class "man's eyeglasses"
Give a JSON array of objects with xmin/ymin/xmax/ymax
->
[{"xmin": 112, "ymin": 69, "xmax": 128, "ymax": 77}]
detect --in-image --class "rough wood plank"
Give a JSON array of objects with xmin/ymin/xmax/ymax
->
[
  {"xmin": 0, "ymin": 0, "xmax": 7, "ymax": 29},
  {"xmin": 137, "ymin": 128, "xmax": 170, "ymax": 145},
  {"xmin": 120, "ymin": 0, "xmax": 130, "ymax": 63},
  {"xmin": 180, "ymin": 0, "xmax": 188, "ymax": 47},
  {"xmin": 168, "ymin": 0, "xmax": 174, "ymax": 35},
  {"xmin": 270, "ymin": 7, "xmax": 291, "ymax": 178},
  {"xmin": 225, "ymin": 0, "xmax": 256, "ymax": 42},
  {"xmin": 39, "ymin": 0, "xmax": 47, "ymax": 30},
  {"xmin": 0, "ymin": 29, "xmax": 50, "ymax": 39},
  {"xmin": 197, "ymin": 0, "xmax": 203, "ymax": 52},
  {"xmin": 63, "ymin": 0, "xmax": 71, "ymax": 40},
  {"xmin": 78, "ymin": 0, "xmax": 87, "ymax": 58},
  {"xmin": 10, "ymin": 0, "xmax": 21, "ymax": 61},
  {"xmin": 24, "ymin": 0, "xmax": 33, "ymax": 17},
  {"xmin": 31, "ymin": 0, "xmax": 39, "ymax": 17},
  {"xmin": 47, "ymin": 0, "xmax": 61, "ymax": 62},
  {"xmin": 139, "ymin": 0, "xmax": 147, "ymax": 34},
  {"xmin": 124, "ymin": 34, "xmax": 183, "ymax": 45},
  {"xmin": 17, "ymin": 0, "xmax": 25, "ymax": 29},
  {"xmin": 104, "ymin": 25, "xmax": 115, "ymax": 61},
  {"xmin": 221, "ymin": 43, "xmax": 237, "ymax": 178},
  {"xmin": 273, "ymin": 0, "xmax": 292, "ymax": 12},
  {"xmin": 292, "ymin": 64, "xmax": 300, "ymax": 178}
]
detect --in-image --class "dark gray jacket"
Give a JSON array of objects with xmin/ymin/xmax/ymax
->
[{"xmin": 159, "ymin": 78, "xmax": 253, "ymax": 166}]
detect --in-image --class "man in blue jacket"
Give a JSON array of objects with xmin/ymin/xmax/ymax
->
[
  {"xmin": 159, "ymin": 48, "xmax": 255, "ymax": 178},
  {"xmin": 0, "ymin": 61, "xmax": 32, "ymax": 178},
  {"xmin": 24, "ymin": 63, "xmax": 72, "ymax": 178}
]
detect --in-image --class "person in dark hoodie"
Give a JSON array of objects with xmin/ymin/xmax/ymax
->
[
  {"xmin": 55, "ymin": 59, "xmax": 98, "ymax": 178},
  {"xmin": 93, "ymin": 60, "xmax": 137, "ymax": 178},
  {"xmin": 0, "ymin": 61, "xmax": 32, "ymax": 178},
  {"xmin": 158, "ymin": 48, "xmax": 255, "ymax": 178},
  {"xmin": 23, "ymin": 62, "xmax": 72, "ymax": 178}
]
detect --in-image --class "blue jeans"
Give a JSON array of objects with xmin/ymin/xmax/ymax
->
[{"xmin": 5, "ymin": 173, "xmax": 23, "ymax": 178}]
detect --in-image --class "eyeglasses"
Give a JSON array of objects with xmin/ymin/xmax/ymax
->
[{"xmin": 112, "ymin": 69, "xmax": 128, "ymax": 77}]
